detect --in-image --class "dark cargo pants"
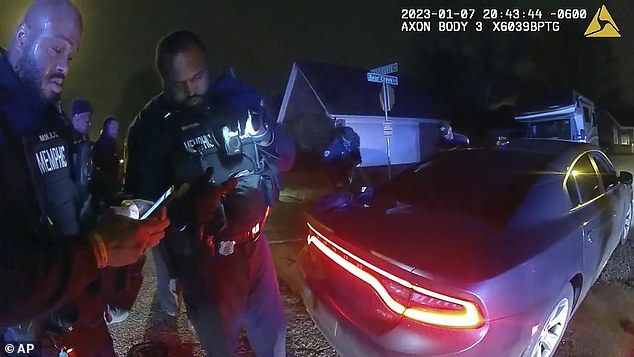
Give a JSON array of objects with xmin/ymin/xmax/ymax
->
[{"xmin": 174, "ymin": 234, "xmax": 286, "ymax": 357}]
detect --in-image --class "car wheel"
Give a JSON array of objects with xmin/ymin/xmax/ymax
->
[
  {"xmin": 621, "ymin": 201, "xmax": 632, "ymax": 245},
  {"xmin": 523, "ymin": 284, "xmax": 574, "ymax": 357}
]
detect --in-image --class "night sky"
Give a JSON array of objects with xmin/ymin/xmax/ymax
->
[{"xmin": 1, "ymin": 0, "xmax": 633, "ymax": 137}]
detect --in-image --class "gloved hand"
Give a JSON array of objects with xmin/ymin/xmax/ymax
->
[
  {"xmin": 169, "ymin": 168, "xmax": 238, "ymax": 227},
  {"xmin": 244, "ymin": 100, "xmax": 272, "ymax": 144},
  {"xmin": 90, "ymin": 207, "xmax": 170, "ymax": 268}
]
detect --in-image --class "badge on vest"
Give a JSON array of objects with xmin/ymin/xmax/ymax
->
[{"xmin": 218, "ymin": 240, "xmax": 235, "ymax": 256}]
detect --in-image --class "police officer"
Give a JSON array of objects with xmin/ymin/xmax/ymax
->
[
  {"xmin": 70, "ymin": 98, "xmax": 92, "ymax": 140},
  {"xmin": 69, "ymin": 98, "xmax": 94, "ymax": 210},
  {"xmin": 322, "ymin": 122, "xmax": 362, "ymax": 189},
  {"xmin": 438, "ymin": 124, "xmax": 470, "ymax": 149},
  {"xmin": 0, "ymin": 0, "xmax": 170, "ymax": 354},
  {"xmin": 125, "ymin": 30, "xmax": 295, "ymax": 356}
]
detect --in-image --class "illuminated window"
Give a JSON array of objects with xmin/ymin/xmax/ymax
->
[{"xmin": 621, "ymin": 135, "xmax": 630, "ymax": 145}]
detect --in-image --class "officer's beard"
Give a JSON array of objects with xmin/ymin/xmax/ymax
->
[
  {"xmin": 177, "ymin": 94, "xmax": 210, "ymax": 117},
  {"xmin": 15, "ymin": 54, "xmax": 56, "ymax": 108},
  {"xmin": 184, "ymin": 94, "xmax": 205, "ymax": 107}
]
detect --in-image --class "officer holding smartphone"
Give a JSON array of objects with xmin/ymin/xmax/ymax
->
[
  {"xmin": 0, "ymin": 1, "xmax": 170, "ymax": 355},
  {"xmin": 125, "ymin": 30, "xmax": 295, "ymax": 356}
]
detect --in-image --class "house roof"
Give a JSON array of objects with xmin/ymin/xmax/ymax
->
[{"xmin": 293, "ymin": 61, "xmax": 440, "ymax": 118}]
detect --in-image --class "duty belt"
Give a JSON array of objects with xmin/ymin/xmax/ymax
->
[{"xmin": 209, "ymin": 206, "xmax": 271, "ymax": 256}]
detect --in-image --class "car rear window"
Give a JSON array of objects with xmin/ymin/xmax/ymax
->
[{"xmin": 375, "ymin": 149, "xmax": 557, "ymax": 224}]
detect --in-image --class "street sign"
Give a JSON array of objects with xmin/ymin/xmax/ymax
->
[
  {"xmin": 370, "ymin": 62, "xmax": 398, "ymax": 75},
  {"xmin": 379, "ymin": 84, "xmax": 395, "ymax": 112},
  {"xmin": 367, "ymin": 62, "xmax": 399, "ymax": 179},
  {"xmin": 383, "ymin": 120, "xmax": 393, "ymax": 137},
  {"xmin": 366, "ymin": 72, "xmax": 399, "ymax": 85}
]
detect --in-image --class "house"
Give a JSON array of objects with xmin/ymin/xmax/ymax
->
[
  {"xmin": 598, "ymin": 110, "xmax": 634, "ymax": 154},
  {"xmin": 277, "ymin": 61, "xmax": 444, "ymax": 167}
]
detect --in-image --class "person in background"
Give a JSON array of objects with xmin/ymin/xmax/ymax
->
[
  {"xmin": 322, "ymin": 121, "xmax": 362, "ymax": 189},
  {"xmin": 69, "ymin": 98, "xmax": 94, "ymax": 199},
  {"xmin": 69, "ymin": 99, "xmax": 135, "ymax": 327},
  {"xmin": 70, "ymin": 97, "xmax": 92, "ymax": 139},
  {"xmin": 93, "ymin": 116, "xmax": 122, "ymax": 195},
  {"xmin": 439, "ymin": 124, "xmax": 470, "ymax": 149},
  {"xmin": 94, "ymin": 116, "xmax": 121, "ymax": 184}
]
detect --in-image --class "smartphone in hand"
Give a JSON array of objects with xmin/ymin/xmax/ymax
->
[{"xmin": 139, "ymin": 186, "xmax": 174, "ymax": 219}]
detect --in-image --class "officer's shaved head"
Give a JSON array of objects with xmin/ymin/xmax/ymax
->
[
  {"xmin": 8, "ymin": 0, "xmax": 83, "ymax": 102},
  {"xmin": 156, "ymin": 30, "xmax": 211, "ymax": 107},
  {"xmin": 156, "ymin": 30, "xmax": 207, "ymax": 79},
  {"xmin": 20, "ymin": 0, "xmax": 83, "ymax": 36}
]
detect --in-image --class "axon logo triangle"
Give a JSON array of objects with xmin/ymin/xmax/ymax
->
[{"xmin": 584, "ymin": 5, "xmax": 621, "ymax": 38}]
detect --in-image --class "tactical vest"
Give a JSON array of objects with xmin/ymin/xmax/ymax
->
[
  {"xmin": 21, "ymin": 116, "xmax": 80, "ymax": 238},
  {"xmin": 172, "ymin": 106, "xmax": 262, "ymax": 186},
  {"xmin": 168, "ymin": 104, "xmax": 284, "ymax": 235}
]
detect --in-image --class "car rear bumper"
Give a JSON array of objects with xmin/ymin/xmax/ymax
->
[
  {"xmin": 301, "ymin": 280, "xmax": 390, "ymax": 357},
  {"xmin": 299, "ymin": 246, "xmax": 534, "ymax": 357}
]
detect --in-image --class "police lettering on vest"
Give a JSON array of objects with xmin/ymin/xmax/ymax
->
[
  {"xmin": 35, "ymin": 145, "xmax": 68, "ymax": 173},
  {"xmin": 183, "ymin": 131, "xmax": 215, "ymax": 153},
  {"xmin": 34, "ymin": 131, "xmax": 68, "ymax": 173},
  {"xmin": 23, "ymin": 122, "xmax": 80, "ymax": 237}
]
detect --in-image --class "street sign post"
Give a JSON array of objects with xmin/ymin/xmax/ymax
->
[
  {"xmin": 379, "ymin": 84, "xmax": 395, "ymax": 112},
  {"xmin": 367, "ymin": 62, "xmax": 399, "ymax": 179}
]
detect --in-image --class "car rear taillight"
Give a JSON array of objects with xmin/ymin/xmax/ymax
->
[
  {"xmin": 409, "ymin": 290, "xmax": 464, "ymax": 312},
  {"xmin": 382, "ymin": 278, "xmax": 411, "ymax": 306},
  {"xmin": 307, "ymin": 222, "xmax": 484, "ymax": 329}
]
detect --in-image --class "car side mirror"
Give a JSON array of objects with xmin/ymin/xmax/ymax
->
[{"xmin": 619, "ymin": 171, "xmax": 633, "ymax": 185}]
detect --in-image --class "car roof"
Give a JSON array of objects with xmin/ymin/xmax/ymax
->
[
  {"xmin": 409, "ymin": 139, "xmax": 599, "ymax": 228},
  {"xmin": 501, "ymin": 138, "xmax": 595, "ymax": 153},
  {"xmin": 501, "ymin": 138, "xmax": 601, "ymax": 169},
  {"xmin": 444, "ymin": 138, "xmax": 601, "ymax": 172},
  {"xmin": 377, "ymin": 144, "xmax": 571, "ymax": 231}
]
